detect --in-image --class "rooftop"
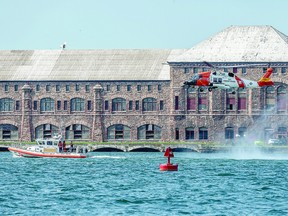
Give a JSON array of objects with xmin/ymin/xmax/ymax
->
[
  {"xmin": 169, "ymin": 25, "xmax": 288, "ymax": 63},
  {"xmin": 0, "ymin": 49, "xmax": 184, "ymax": 81}
]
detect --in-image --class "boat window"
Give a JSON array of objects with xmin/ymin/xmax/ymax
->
[{"xmin": 47, "ymin": 141, "xmax": 52, "ymax": 145}]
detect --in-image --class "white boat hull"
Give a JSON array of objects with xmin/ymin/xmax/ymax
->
[{"xmin": 8, "ymin": 147, "xmax": 87, "ymax": 158}]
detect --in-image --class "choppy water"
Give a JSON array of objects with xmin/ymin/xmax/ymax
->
[{"xmin": 1, "ymin": 149, "xmax": 288, "ymax": 215}]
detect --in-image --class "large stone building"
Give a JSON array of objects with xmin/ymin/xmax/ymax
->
[{"xmin": 1, "ymin": 25, "xmax": 288, "ymax": 143}]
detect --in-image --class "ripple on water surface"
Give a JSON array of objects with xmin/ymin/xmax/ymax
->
[{"xmin": 1, "ymin": 151, "xmax": 288, "ymax": 215}]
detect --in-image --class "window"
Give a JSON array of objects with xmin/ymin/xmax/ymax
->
[
  {"xmin": 40, "ymin": 98, "xmax": 54, "ymax": 111},
  {"xmin": 160, "ymin": 100, "xmax": 164, "ymax": 110},
  {"xmin": 224, "ymin": 68, "xmax": 228, "ymax": 73},
  {"xmin": 193, "ymin": 68, "xmax": 198, "ymax": 74},
  {"xmin": 184, "ymin": 68, "xmax": 190, "ymax": 74},
  {"xmin": 198, "ymin": 98, "xmax": 207, "ymax": 110},
  {"xmin": 15, "ymin": 101, "xmax": 20, "ymax": 111},
  {"xmin": 158, "ymin": 85, "xmax": 162, "ymax": 91},
  {"xmin": 187, "ymin": 98, "xmax": 196, "ymax": 110},
  {"xmin": 116, "ymin": 85, "xmax": 121, "ymax": 91},
  {"xmin": 242, "ymin": 68, "xmax": 247, "ymax": 75},
  {"xmin": 66, "ymin": 85, "xmax": 70, "ymax": 92},
  {"xmin": 112, "ymin": 98, "xmax": 126, "ymax": 111},
  {"xmin": 266, "ymin": 86, "xmax": 275, "ymax": 111},
  {"xmin": 46, "ymin": 85, "xmax": 51, "ymax": 92},
  {"xmin": 36, "ymin": 84, "xmax": 40, "ymax": 92},
  {"xmin": 135, "ymin": 100, "xmax": 139, "ymax": 110},
  {"xmin": 129, "ymin": 101, "xmax": 133, "ymax": 110},
  {"xmin": 142, "ymin": 98, "xmax": 156, "ymax": 111},
  {"xmin": 56, "ymin": 84, "xmax": 61, "ymax": 92},
  {"xmin": 35, "ymin": 124, "xmax": 59, "ymax": 139},
  {"xmin": 57, "ymin": 101, "xmax": 61, "ymax": 110},
  {"xmin": 185, "ymin": 127, "xmax": 194, "ymax": 140},
  {"xmin": 238, "ymin": 98, "xmax": 246, "ymax": 110},
  {"xmin": 238, "ymin": 127, "xmax": 246, "ymax": 137},
  {"xmin": 137, "ymin": 85, "xmax": 141, "ymax": 91},
  {"xmin": 175, "ymin": 128, "xmax": 179, "ymax": 140},
  {"xmin": 106, "ymin": 85, "xmax": 110, "ymax": 92},
  {"xmin": 75, "ymin": 84, "xmax": 80, "ymax": 92},
  {"xmin": 71, "ymin": 98, "xmax": 85, "ymax": 111},
  {"xmin": 64, "ymin": 100, "xmax": 68, "ymax": 110},
  {"xmin": 227, "ymin": 98, "xmax": 235, "ymax": 110},
  {"xmin": 33, "ymin": 101, "xmax": 38, "ymax": 110},
  {"xmin": 127, "ymin": 85, "xmax": 131, "ymax": 92},
  {"xmin": 281, "ymin": 67, "xmax": 286, "ymax": 74},
  {"xmin": 0, "ymin": 98, "xmax": 14, "ymax": 111},
  {"xmin": 199, "ymin": 127, "xmax": 208, "ymax": 140},
  {"xmin": 233, "ymin": 67, "xmax": 237, "ymax": 73},
  {"xmin": 104, "ymin": 100, "xmax": 109, "ymax": 111},
  {"xmin": 85, "ymin": 84, "xmax": 90, "ymax": 92},
  {"xmin": 4, "ymin": 84, "xmax": 9, "ymax": 92},
  {"xmin": 137, "ymin": 124, "xmax": 161, "ymax": 140},
  {"xmin": 107, "ymin": 124, "xmax": 131, "ymax": 140},
  {"xmin": 277, "ymin": 86, "xmax": 286, "ymax": 111},
  {"xmin": 0, "ymin": 124, "xmax": 18, "ymax": 140},
  {"xmin": 65, "ymin": 124, "xmax": 90, "ymax": 140},
  {"xmin": 175, "ymin": 96, "xmax": 179, "ymax": 110},
  {"xmin": 225, "ymin": 127, "xmax": 234, "ymax": 139},
  {"xmin": 147, "ymin": 85, "xmax": 152, "ymax": 91},
  {"xmin": 14, "ymin": 85, "xmax": 18, "ymax": 92},
  {"xmin": 87, "ymin": 100, "xmax": 92, "ymax": 111}
]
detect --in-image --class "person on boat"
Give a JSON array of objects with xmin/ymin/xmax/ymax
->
[
  {"xmin": 70, "ymin": 141, "xmax": 73, "ymax": 152},
  {"xmin": 58, "ymin": 141, "xmax": 63, "ymax": 152},
  {"xmin": 63, "ymin": 141, "xmax": 66, "ymax": 152}
]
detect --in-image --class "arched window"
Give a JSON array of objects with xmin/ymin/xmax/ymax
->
[
  {"xmin": 238, "ymin": 127, "xmax": 247, "ymax": 137},
  {"xmin": 40, "ymin": 98, "xmax": 54, "ymax": 111},
  {"xmin": 185, "ymin": 127, "xmax": 194, "ymax": 140},
  {"xmin": 35, "ymin": 124, "xmax": 59, "ymax": 139},
  {"xmin": 277, "ymin": 86, "xmax": 287, "ymax": 111},
  {"xmin": 65, "ymin": 124, "xmax": 90, "ymax": 140},
  {"xmin": 112, "ymin": 98, "xmax": 126, "ymax": 111},
  {"xmin": 107, "ymin": 124, "xmax": 131, "ymax": 140},
  {"xmin": 266, "ymin": 86, "xmax": 275, "ymax": 111},
  {"xmin": 225, "ymin": 127, "xmax": 234, "ymax": 139},
  {"xmin": 0, "ymin": 124, "xmax": 18, "ymax": 140},
  {"xmin": 137, "ymin": 124, "xmax": 161, "ymax": 140},
  {"xmin": 199, "ymin": 127, "xmax": 208, "ymax": 140},
  {"xmin": 278, "ymin": 127, "xmax": 287, "ymax": 139},
  {"xmin": 71, "ymin": 98, "xmax": 85, "ymax": 111},
  {"xmin": 0, "ymin": 98, "xmax": 14, "ymax": 111},
  {"xmin": 142, "ymin": 98, "xmax": 156, "ymax": 111}
]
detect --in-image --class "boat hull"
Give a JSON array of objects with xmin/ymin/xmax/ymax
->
[
  {"xmin": 8, "ymin": 147, "xmax": 87, "ymax": 158},
  {"xmin": 159, "ymin": 163, "xmax": 178, "ymax": 171}
]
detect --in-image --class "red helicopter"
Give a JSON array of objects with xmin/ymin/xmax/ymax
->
[{"xmin": 183, "ymin": 62, "xmax": 274, "ymax": 94}]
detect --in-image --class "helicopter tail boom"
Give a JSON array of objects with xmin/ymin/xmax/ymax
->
[{"xmin": 257, "ymin": 68, "xmax": 274, "ymax": 87}]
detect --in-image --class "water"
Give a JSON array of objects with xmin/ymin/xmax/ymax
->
[{"xmin": 1, "ymin": 150, "xmax": 288, "ymax": 215}]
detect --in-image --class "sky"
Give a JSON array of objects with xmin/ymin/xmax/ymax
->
[{"xmin": 1, "ymin": 0, "xmax": 288, "ymax": 50}]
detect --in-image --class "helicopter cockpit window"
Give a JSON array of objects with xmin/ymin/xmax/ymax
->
[
  {"xmin": 213, "ymin": 77, "xmax": 222, "ymax": 83},
  {"xmin": 192, "ymin": 74, "xmax": 199, "ymax": 80}
]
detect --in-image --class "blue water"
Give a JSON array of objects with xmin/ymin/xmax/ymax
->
[{"xmin": 1, "ymin": 150, "xmax": 288, "ymax": 215}]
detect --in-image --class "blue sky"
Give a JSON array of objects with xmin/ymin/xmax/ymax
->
[{"xmin": 1, "ymin": 0, "xmax": 287, "ymax": 50}]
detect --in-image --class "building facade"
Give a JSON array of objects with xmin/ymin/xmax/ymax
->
[{"xmin": 1, "ymin": 26, "xmax": 288, "ymax": 143}]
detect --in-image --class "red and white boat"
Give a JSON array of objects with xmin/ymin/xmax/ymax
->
[{"xmin": 8, "ymin": 135, "xmax": 88, "ymax": 158}]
